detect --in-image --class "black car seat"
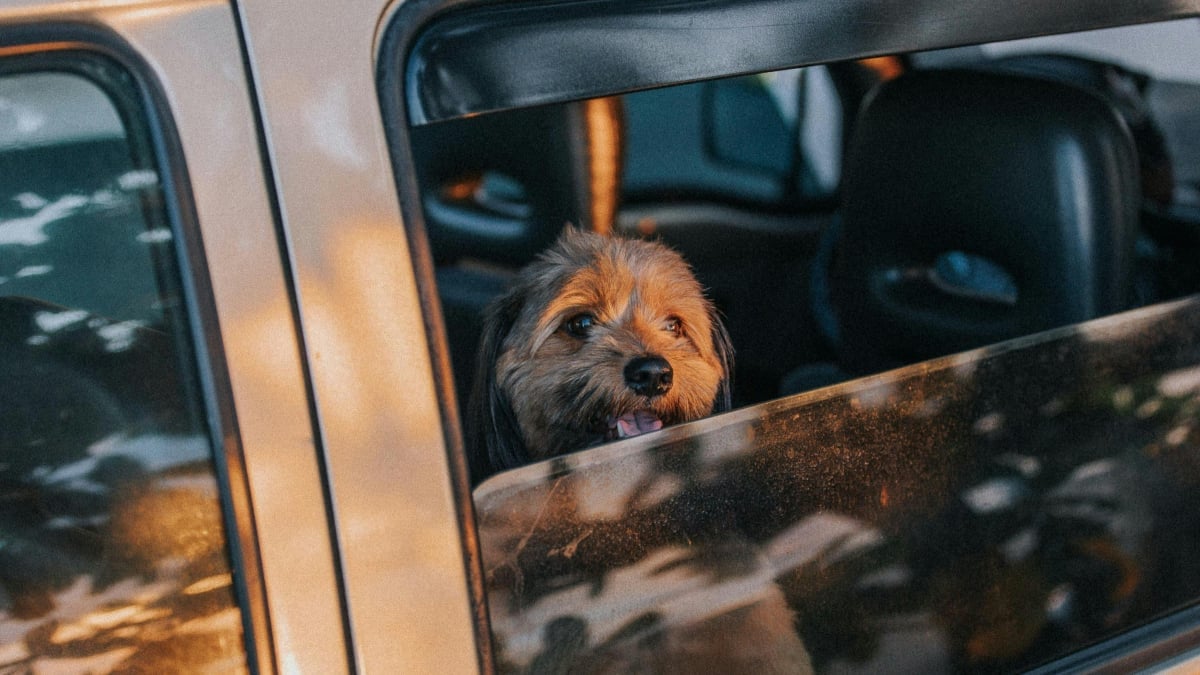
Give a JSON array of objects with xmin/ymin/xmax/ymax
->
[
  {"xmin": 786, "ymin": 69, "xmax": 1139, "ymax": 391},
  {"xmin": 982, "ymin": 54, "xmax": 1174, "ymax": 208},
  {"xmin": 410, "ymin": 99, "xmax": 623, "ymax": 405}
]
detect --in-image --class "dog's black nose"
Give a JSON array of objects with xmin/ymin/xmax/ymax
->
[{"xmin": 624, "ymin": 356, "xmax": 673, "ymax": 397}]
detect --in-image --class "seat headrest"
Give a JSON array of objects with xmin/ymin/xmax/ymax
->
[
  {"xmin": 410, "ymin": 99, "xmax": 623, "ymax": 267},
  {"xmin": 833, "ymin": 70, "xmax": 1139, "ymax": 373}
]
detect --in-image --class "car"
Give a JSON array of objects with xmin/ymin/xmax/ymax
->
[{"xmin": 3, "ymin": 0, "xmax": 1200, "ymax": 672}]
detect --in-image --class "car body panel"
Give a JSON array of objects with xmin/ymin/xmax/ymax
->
[
  {"xmin": 236, "ymin": 0, "xmax": 481, "ymax": 671},
  {"xmin": 99, "ymin": 2, "xmax": 351, "ymax": 671}
]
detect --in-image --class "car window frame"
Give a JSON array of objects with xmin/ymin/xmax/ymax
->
[
  {"xmin": 1026, "ymin": 602, "xmax": 1200, "ymax": 673},
  {"xmin": 0, "ymin": 24, "xmax": 272, "ymax": 673},
  {"xmin": 380, "ymin": 0, "xmax": 1200, "ymax": 672}
]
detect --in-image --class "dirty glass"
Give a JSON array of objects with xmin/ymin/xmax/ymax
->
[
  {"xmin": 475, "ymin": 296, "xmax": 1200, "ymax": 673},
  {"xmin": 0, "ymin": 69, "xmax": 247, "ymax": 670}
]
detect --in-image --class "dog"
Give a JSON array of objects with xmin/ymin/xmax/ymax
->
[{"xmin": 467, "ymin": 227, "xmax": 733, "ymax": 484}]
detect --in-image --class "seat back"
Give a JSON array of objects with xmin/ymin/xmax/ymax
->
[
  {"xmin": 832, "ymin": 70, "xmax": 1139, "ymax": 375},
  {"xmin": 410, "ymin": 99, "xmax": 623, "ymax": 404}
]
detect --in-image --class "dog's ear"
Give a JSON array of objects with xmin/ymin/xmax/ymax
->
[
  {"xmin": 709, "ymin": 309, "xmax": 735, "ymax": 414},
  {"xmin": 466, "ymin": 287, "xmax": 530, "ymax": 485}
]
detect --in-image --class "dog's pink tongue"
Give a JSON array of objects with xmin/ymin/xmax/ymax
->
[{"xmin": 616, "ymin": 410, "xmax": 663, "ymax": 438}]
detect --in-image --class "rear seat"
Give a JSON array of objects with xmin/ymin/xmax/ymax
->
[{"xmin": 786, "ymin": 69, "xmax": 1139, "ymax": 392}]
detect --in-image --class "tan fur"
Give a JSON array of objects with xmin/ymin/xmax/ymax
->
[{"xmin": 468, "ymin": 228, "xmax": 733, "ymax": 483}]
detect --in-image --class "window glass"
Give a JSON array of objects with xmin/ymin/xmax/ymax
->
[
  {"xmin": 0, "ymin": 64, "xmax": 247, "ymax": 671},
  {"xmin": 475, "ymin": 296, "xmax": 1200, "ymax": 672}
]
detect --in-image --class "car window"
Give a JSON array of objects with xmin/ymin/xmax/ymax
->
[
  {"xmin": 474, "ymin": 295, "xmax": 1200, "ymax": 672},
  {"xmin": 387, "ymin": 8, "xmax": 1200, "ymax": 673},
  {"xmin": 0, "ymin": 60, "xmax": 247, "ymax": 671}
]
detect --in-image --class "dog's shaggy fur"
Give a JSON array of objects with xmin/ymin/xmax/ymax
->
[{"xmin": 467, "ymin": 228, "xmax": 733, "ymax": 483}]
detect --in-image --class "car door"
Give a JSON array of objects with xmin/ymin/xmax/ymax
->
[
  {"xmin": 0, "ymin": 2, "xmax": 351, "ymax": 671},
  {"xmin": 380, "ymin": 0, "xmax": 1200, "ymax": 672}
]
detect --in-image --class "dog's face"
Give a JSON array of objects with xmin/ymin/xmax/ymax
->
[{"xmin": 468, "ymin": 229, "xmax": 732, "ymax": 482}]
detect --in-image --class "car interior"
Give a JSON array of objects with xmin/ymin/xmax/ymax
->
[{"xmin": 411, "ymin": 23, "xmax": 1200, "ymax": 416}]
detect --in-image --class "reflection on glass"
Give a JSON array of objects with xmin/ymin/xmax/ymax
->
[
  {"xmin": 475, "ymin": 296, "xmax": 1200, "ymax": 673},
  {"xmin": 0, "ymin": 70, "xmax": 246, "ymax": 671}
]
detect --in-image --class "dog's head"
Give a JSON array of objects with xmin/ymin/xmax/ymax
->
[{"xmin": 467, "ymin": 228, "xmax": 733, "ymax": 483}]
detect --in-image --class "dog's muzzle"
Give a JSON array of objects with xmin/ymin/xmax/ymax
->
[{"xmin": 595, "ymin": 356, "xmax": 674, "ymax": 442}]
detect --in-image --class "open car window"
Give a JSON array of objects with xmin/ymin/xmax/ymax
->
[
  {"xmin": 475, "ymin": 295, "xmax": 1200, "ymax": 672},
  {"xmin": 384, "ymin": 6, "xmax": 1200, "ymax": 672}
]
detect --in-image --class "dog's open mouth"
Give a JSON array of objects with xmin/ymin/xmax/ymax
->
[{"xmin": 604, "ymin": 409, "xmax": 664, "ymax": 441}]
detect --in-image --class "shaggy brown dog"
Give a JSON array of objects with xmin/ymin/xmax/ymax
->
[{"xmin": 467, "ymin": 228, "xmax": 733, "ymax": 484}]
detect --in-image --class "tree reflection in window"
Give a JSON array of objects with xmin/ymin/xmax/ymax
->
[
  {"xmin": 0, "ymin": 69, "xmax": 246, "ymax": 672},
  {"xmin": 476, "ymin": 296, "xmax": 1200, "ymax": 674}
]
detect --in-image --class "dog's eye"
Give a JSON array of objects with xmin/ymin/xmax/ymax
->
[
  {"xmin": 665, "ymin": 316, "xmax": 683, "ymax": 336},
  {"xmin": 564, "ymin": 313, "xmax": 596, "ymax": 338}
]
